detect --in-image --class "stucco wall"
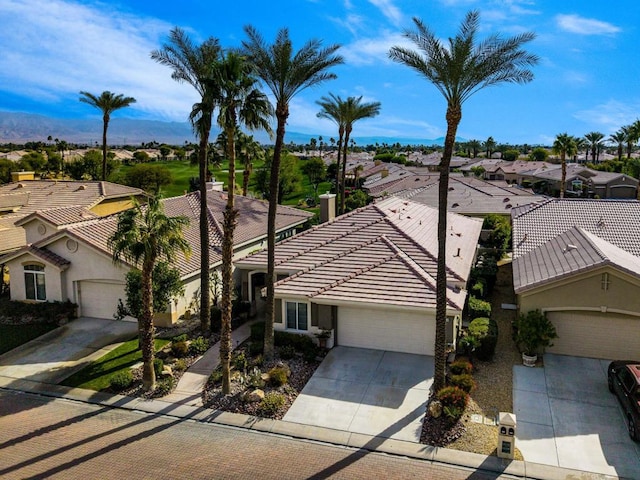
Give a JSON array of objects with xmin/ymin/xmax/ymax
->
[
  {"xmin": 6, "ymin": 257, "xmax": 64, "ymax": 302},
  {"xmin": 90, "ymin": 198, "xmax": 139, "ymax": 216}
]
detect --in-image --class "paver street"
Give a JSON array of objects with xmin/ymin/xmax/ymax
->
[{"xmin": 0, "ymin": 390, "xmax": 518, "ymax": 480}]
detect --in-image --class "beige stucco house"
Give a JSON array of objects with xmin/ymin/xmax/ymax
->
[
  {"xmin": 1, "ymin": 190, "xmax": 312, "ymax": 326},
  {"xmin": 512, "ymin": 199, "xmax": 640, "ymax": 359},
  {"xmin": 235, "ymin": 195, "xmax": 483, "ymax": 355}
]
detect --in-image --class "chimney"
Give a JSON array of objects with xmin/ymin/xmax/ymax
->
[
  {"xmin": 319, "ymin": 193, "xmax": 336, "ymax": 223},
  {"xmin": 381, "ymin": 168, "xmax": 389, "ymax": 178},
  {"xmin": 206, "ymin": 181, "xmax": 224, "ymax": 191},
  {"xmin": 11, "ymin": 171, "xmax": 35, "ymax": 182}
]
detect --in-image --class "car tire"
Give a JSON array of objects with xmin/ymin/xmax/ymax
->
[
  {"xmin": 629, "ymin": 415, "xmax": 639, "ymax": 442},
  {"xmin": 608, "ymin": 374, "xmax": 614, "ymax": 393}
]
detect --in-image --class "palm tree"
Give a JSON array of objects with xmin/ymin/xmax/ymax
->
[
  {"xmin": 237, "ymin": 132, "xmax": 264, "ymax": 196},
  {"xmin": 340, "ymin": 96, "xmax": 381, "ymax": 214},
  {"xmin": 573, "ymin": 136, "xmax": 588, "ymax": 163},
  {"xmin": 79, "ymin": 91, "xmax": 136, "ymax": 181},
  {"xmin": 584, "ymin": 131, "xmax": 605, "ymax": 163},
  {"xmin": 151, "ymin": 28, "xmax": 222, "ymax": 334},
  {"xmin": 243, "ymin": 26, "xmax": 343, "ymax": 360},
  {"xmin": 468, "ymin": 139, "xmax": 481, "ymax": 158},
  {"xmin": 484, "ymin": 136, "xmax": 497, "ymax": 158},
  {"xmin": 212, "ymin": 51, "xmax": 272, "ymax": 394},
  {"xmin": 108, "ymin": 195, "xmax": 190, "ymax": 391},
  {"xmin": 609, "ymin": 130, "xmax": 626, "ymax": 161},
  {"xmin": 552, "ymin": 133, "xmax": 577, "ymax": 198},
  {"xmin": 389, "ymin": 10, "xmax": 537, "ymax": 393},
  {"xmin": 317, "ymin": 93, "xmax": 347, "ymax": 207}
]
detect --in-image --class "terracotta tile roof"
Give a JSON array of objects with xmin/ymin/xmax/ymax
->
[
  {"xmin": 513, "ymin": 227, "xmax": 640, "ymax": 293},
  {"xmin": 0, "ymin": 192, "xmax": 29, "ymax": 212},
  {"xmin": 496, "ymin": 160, "xmax": 554, "ymax": 174},
  {"xmin": 4, "ymin": 244, "xmax": 72, "ymax": 269},
  {"xmin": 512, "ymin": 198, "xmax": 640, "ymax": 258},
  {"xmin": 238, "ymin": 197, "xmax": 481, "ymax": 310},
  {"xmin": 17, "ymin": 205, "xmax": 99, "ymax": 227}
]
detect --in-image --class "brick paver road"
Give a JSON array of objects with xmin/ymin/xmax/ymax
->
[{"xmin": 0, "ymin": 390, "xmax": 518, "ymax": 479}]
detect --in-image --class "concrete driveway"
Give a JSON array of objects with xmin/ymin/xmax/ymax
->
[
  {"xmin": 0, "ymin": 317, "xmax": 137, "ymax": 384},
  {"xmin": 514, "ymin": 354, "xmax": 640, "ymax": 478},
  {"xmin": 283, "ymin": 346, "xmax": 432, "ymax": 442}
]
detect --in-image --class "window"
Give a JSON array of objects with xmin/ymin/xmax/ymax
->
[
  {"xmin": 24, "ymin": 264, "xmax": 46, "ymax": 301},
  {"xmin": 286, "ymin": 301, "xmax": 308, "ymax": 331}
]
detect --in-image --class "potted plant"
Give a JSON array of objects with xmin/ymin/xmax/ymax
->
[
  {"xmin": 315, "ymin": 329, "xmax": 332, "ymax": 349},
  {"xmin": 515, "ymin": 309, "xmax": 558, "ymax": 367}
]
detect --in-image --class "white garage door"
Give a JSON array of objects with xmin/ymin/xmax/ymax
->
[
  {"xmin": 79, "ymin": 281, "xmax": 126, "ymax": 319},
  {"xmin": 338, "ymin": 306, "xmax": 435, "ymax": 355},
  {"xmin": 547, "ymin": 311, "xmax": 640, "ymax": 359}
]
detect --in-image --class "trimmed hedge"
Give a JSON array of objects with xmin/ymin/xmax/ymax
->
[{"xmin": 468, "ymin": 296, "xmax": 491, "ymax": 319}]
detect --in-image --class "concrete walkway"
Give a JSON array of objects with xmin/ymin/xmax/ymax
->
[{"xmin": 163, "ymin": 320, "xmax": 254, "ymax": 406}]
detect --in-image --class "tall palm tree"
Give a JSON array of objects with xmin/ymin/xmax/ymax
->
[
  {"xmin": 316, "ymin": 93, "xmax": 347, "ymax": 207},
  {"xmin": 389, "ymin": 10, "xmax": 537, "ymax": 393},
  {"xmin": 609, "ymin": 130, "xmax": 626, "ymax": 161},
  {"xmin": 212, "ymin": 51, "xmax": 272, "ymax": 394},
  {"xmin": 573, "ymin": 136, "xmax": 587, "ymax": 163},
  {"xmin": 340, "ymin": 96, "xmax": 381, "ymax": 214},
  {"xmin": 552, "ymin": 133, "xmax": 577, "ymax": 198},
  {"xmin": 79, "ymin": 91, "xmax": 136, "ymax": 181},
  {"xmin": 584, "ymin": 131, "xmax": 605, "ymax": 163},
  {"xmin": 237, "ymin": 132, "xmax": 264, "ymax": 196},
  {"xmin": 484, "ymin": 136, "xmax": 497, "ymax": 158},
  {"xmin": 151, "ymin": 28, "xmax": 222, "ymax": 334},
  {"xmin": 243, "ymin": 26, "xmax": 343, "ymax": 360},
  {"xmin": 468, "ymin": 139, "xmax": 481, "ymax": 158},
  {"xmin": 108, "ymin": 195, "xmax": 190, "ymax": 391}
]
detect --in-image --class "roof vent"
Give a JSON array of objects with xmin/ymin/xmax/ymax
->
[
  {"xmin": 503, "ymin": 197, "xmax": 510, "ymax": 202},
  {"xmin": 77, "ymin": 185, "xmax": 86, "ymax": 191},
  {"xmin": 564, "ymin": 244, "xmax": 578, "ymax": 253}
]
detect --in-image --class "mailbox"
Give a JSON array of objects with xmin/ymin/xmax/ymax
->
[{"xmin": 497, "ymin": 412, "xmax": 517, "ymax": 459}]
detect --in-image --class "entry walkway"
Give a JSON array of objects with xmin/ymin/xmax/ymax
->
[{"xmin": 163, "ymin": 320, "xmax": 255, "ymax": 406}]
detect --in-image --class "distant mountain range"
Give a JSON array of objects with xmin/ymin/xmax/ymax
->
[{"xmin": 0, "ymin": 111, "xmax": 461, "ymax": 147}]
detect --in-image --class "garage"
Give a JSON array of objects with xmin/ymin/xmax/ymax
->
[
  {"xmin": 337, "ymin": 306, "xmax": 435, "ymax": 355},
  {"xmin": 547, "ymin": 311, "xmax": 640, "ymax": 359},
  {"xmin": 78, "ymin": 280, "xmax": 126, "ymax": 319}
]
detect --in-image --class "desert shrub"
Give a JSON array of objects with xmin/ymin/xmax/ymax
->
[
  {"xmin": 268, "ymin": 366, "xmax": 290, "ymax": 387},
  {"xmin": 232, "ymin": 351, "xmax": 248, "ymax": 372},
  {"xmin": 155, "ymin": 376, "xmax": 175, "ymax": 396},
  {"xmin": 173, "ymin": 358, "xmax": 187, "ymax": 372},
  {"xmin": 240, "ymin": 366, "xmax": 265, "ymax": 389},
  {"xmin": 250, "ymin": 321, "xmax": 265, "ymax": 342},
  {"xmin": 449, "ymin": 359, "xmax": 473, "ymax": 375},
  {"xmin": 171, "ymin": 340, "xmax": 189, "ymax": 358},
  {"xmin": 436, "ymin": 386, "xmax": 469, "ymax": 419},
  {"xmin": 189, "ymin": 336, "xmax": 209, "ymax": 355},
  {"xmin": 450, "ymin": 374, "xmax": 476, "ymax": 394},
  {"xmin": 468, "ymin": 296, "xmax": 491, "ymax": 319},
  {"xmin": 252, "ymin": 354, "xmax": 264, "ymax": 367},
  {"xmin": 153, "ymin": 358, "xmax": 164, "ymax": 377},
  {"xmin": 471, "ymin": 279, "xmax": 486, "ymax": 299},
  {"xmin": 110, "ymin": 370, "xmax": 133, "ymax": 390},
  {"xmin": 257, "ymin": 392, "xmax": 286, "ymax": 417},
  {"xmin": 172, "ymin": 333, "xmax": 188, "ymax": 343},
  {"xmin": 278, "ymin": 345, "xmax": 296, "ymax": 360},
  {"xmin": 209, "ymin": 369, "xmax": 223, "ymax": 385}
]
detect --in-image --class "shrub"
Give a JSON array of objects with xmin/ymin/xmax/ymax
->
[
  {"xmin": 252, "ymin": 354, "xmax": 264, "ymax": 367},
  {"xmin": 257, "ymin": 392, "xmax": 286, "ymax": 417},
  {"xmin": 475, "ymin": 329, "xmax": 498, "ymax": 361},
  {"xmin": 110, "ymin": 370, "xmax": 133, "ymax": 390},
  {"xmin": 155, "ymin": 376, "xmax": 175, "ymax": 396},
  {"xmin": 471, "ymin": 279, "xmax": 486, "ymax": 299},
  {"xmin": 250, "ymin": 322, "xmax": 265, "ymax": 342},
  {"xmin": 468, "ymin": 317, "xmax": 490, "ymax": 338},
  {"xmin": 232, "ymin": 351, "xmax": 248, "ymax": 372},
  {"xmin": 436, "ymin": 386, "xmax": 469, "ymax": 412},
  {"xmin": 278, "ymin": 345, "xmax": 296, "ymax": 360},
  {"xmin": 449, "ymin": 359, "xmax": 473, "ymax": 375},
  {"xmin": 189, "ymin": 336, "xmax": 209, "ymax": 355},
  {"xmin": 240, "ymin": 366, "xmax": 265, "ymax": 389},
  {"xmin": 515, "ymin": 309, "xmax": 558, "ymax": 355},
  {"xmin": 153, "ymin": 358, "xmax": 164, "ymax": 377},
  {"xmin": 443, "ymin": 405, "xmax": 465, "ymax": 422},
  {"xmin": 450, "ymin": 374, "xmax": 476, "ymax": 394},
  {"xmin": 173, "ymin": 358, "xmax": 187, "ymax": 372},
  {"xmin": 268, "ymin": 365, "xmax": 290, "ymax": 387},
  {"xmin": 302, "ymin": 345, "xmax": 319, "ymax": 363},
  {"xmin": 468, "ymin": 296, "xmax": 491, "ymax": 319},
  {"xmin": 171, "ymin": 340, "xmax": 189, "ymax": 358},
  {"xmin": 209, "ymin": 369, "xmax": 223, "ymax": 385},
  {"xmin": 172, "ymin": 333, "xmax": 188, "ymax": 343}
]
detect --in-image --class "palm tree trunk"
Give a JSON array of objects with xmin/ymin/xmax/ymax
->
[
  {"xmin": 102, "ymin": 114, "xmax": 109, "ymax": 181},
  {"xmin": 199, "ymin": 127, "xmax": 211, "ymax": 334},
  {"xmin": 264, "ymin": 106, "xmax": 287, "ymax": 361},
  {"xmin": 433, "ymin": 104, "xmax": 461, "ymax": 394},
  {"xmin": 340, "ymin": 128, "xmax": 351, "ymax": 215},
  {"xmin": 335, "ymin": 129, "xmax": 344, "ymax": 209},
  {"xmin": 221, "ymin": 126, "xmax": 237, "ymax": 395},
  {"xmin": 141, "ymin": 261, "xmax": 156, "ymax": 391},
  {"xmin": 560, "ymin": 154, "xmax": 566, "ymax": 199},
  {"xmin": 243, "ymin": 168, "xmax": 250, "ymax": 196}
]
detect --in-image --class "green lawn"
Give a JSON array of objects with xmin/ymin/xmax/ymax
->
[
  {"xmin": 0, "ymin": 323, "xmax": 59, "ymax": 355},
  {"xmin": 61, "ymin": 338, "xmax": 170, "ymax": 391}
]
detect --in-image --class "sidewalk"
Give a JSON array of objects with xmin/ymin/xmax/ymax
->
[{"xmin": 163, "ymin": 320, "xmax": 255, "ymax": 406}]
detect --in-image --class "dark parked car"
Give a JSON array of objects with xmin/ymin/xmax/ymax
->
[{"xmin": 608, "ymin": 360, "xmax": 640, "ymax": 441}]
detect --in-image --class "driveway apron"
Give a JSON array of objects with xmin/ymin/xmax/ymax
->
[{"xmin": 283, "ymin": 346, "xmax": 433, "ymax": 443}]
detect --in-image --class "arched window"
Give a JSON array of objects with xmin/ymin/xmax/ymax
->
[{"xmin": 24, "ymin": 264, "xmax": 46, "ymax": 301}]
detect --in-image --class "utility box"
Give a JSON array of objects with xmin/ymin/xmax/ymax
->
[{"xmin": 497, "ymin": 412, "xmax": 517, "ymax": 459}]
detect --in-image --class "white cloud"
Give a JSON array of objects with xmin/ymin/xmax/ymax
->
[
  {"xmin": 573, "ymin": 100, "xmax": 640, "ymax": 133},
  {"xmin": 556, "ymin": 14, "xmax": 621, "ymax": 35},
  {"xmin": 0, "ymin": 0, "xmax": 198, "ymax": 121},
  {"xmin": 328, "ymin": 13, "xmax": 365, "ymax": 36},
  {"xmin": 341, "ymin": 31, "xmax": 411, "ymax": 66},
  {"xmin": 367, "ymin": 0, "xmax": 403, "ymax": 26}
]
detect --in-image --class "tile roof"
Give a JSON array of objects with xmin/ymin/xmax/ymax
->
[
  {"xmin": 512, "ymin": 198, "xmax": 640, "ymax": 258},
  {"xmin": 367, "ymin": 173, "xmax": 438, "ymax": 197},
  {"xmin": 513, "ymin": 227, "xmax": 640, "ymax": 293},
  {"xmin": 237, "ymin": 196, "xmax": 482, "ymax": 310},
  {"xmin": 17, "ymin": 205, "xmax": 98, "ymax": 227},
  {"xmin": 9, "ymin": 244, "xmax": 72, "ymax": 269}
]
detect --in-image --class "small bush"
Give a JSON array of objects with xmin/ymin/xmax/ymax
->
[
  {"xmin": 171, "ymin": 340, "xmax": 189, "ymax": 358},
  {"xmin": 258, "ymin": 392, "xmax": 286, "ymax": 416},
  {"xmin": 252, "ymin": 354, "xmax": 264, "ymax": 367},
  {"xmin": 209, "ymin": 369, "xmax": 223, "ymax": 385},
  {"xmin": 232, "ymin": 351, "xmax": 248, "ymax": 372},
  {"xmin": 450, "ymin": 374, "xmax": 476, "ymax": 394},
  {"xmin": 436, "ymin": 386, "xmax": 469, "ymax": 412},
  {"xmin": 468, "ymin": 296, "xmax": 491, "ymax": 319},
  {"xmin": 468, "ymin": 317, "xmax": 490, "ymax": 338},
  {"xmin": 172, "ymin": 333, "xmax": 188, "ymax": 343},
  {"xmin": 110, "ymin": 370, "xmax": 134, "ymax": 390},
  {"xmin": 449, "ymin": 359, "xmax": 473, "ymax": 375},
  {"xmin": 443, "ymin": 405, "xmax": 465, "ymax": 421},
  {"xmin": 153, "ymin": 358, "xmax": 164, "ymax": 377},
  {"xmin": 240, "ymin": 366, "xmax": 265, "ymax": 389},
  {"xmin": 189, "ymin": 336, "xmax": 209, "ymax": 355},
  {"xmin": 155, "ymin": 376, "xmax": 175, "ymax": 396},
  {"xmin": 173, "ymin": 358, "xmax": 187, "ymax": 372},
  {"xmin": 471, "ymin": 279, "xmax": 486, "ymax": 299},
  {"xmin": 268, "ymin": 365, "xmax": 290, "ymax": 387},
  {"xmin": 467, "ymin": 317, "xmax": 498, "ymax": 361},
  {"xmin": 278, "ymin": 345, "xmax": 296, "ymax": 359}
]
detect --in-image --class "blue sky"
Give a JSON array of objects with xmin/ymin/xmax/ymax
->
[{"xmin": 1, "ymin": 0, "xmax": 638, "ymax": 145}]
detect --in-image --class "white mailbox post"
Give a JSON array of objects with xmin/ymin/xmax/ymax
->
[{"xmin": 497, "ymin": 412, "xmax": 517, "ymax": 459}]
